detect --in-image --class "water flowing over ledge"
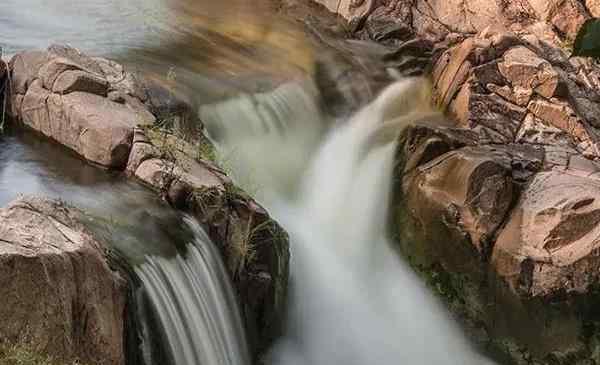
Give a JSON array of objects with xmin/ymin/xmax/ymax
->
[{"xmin": 136, "ymin": 217, "xmax": 250, "ymax": 365}]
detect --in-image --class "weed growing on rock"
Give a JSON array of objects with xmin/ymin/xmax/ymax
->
[{"xmin": 0, "ymin": 345, "xmax": 86, "ymax": 365}]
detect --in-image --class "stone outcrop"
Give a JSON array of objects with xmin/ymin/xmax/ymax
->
[
  {"xmin": 302, "ymin": 0, "xmax": 600, "ymax": 363},
  {"xmin": 5, "ymin": 45, "xmax": 290, "ymax": 360},
  {"xmin": 8, "ymin": 45, "xmax": 161, "ymax": 168},
  {"xmin": 126, "ymin": 127, "xmax": 290, "ymax": 356},
  {"xmin": 0, "ymin": 197, "xmax": 126, "ymax": 365},
  {"xmin": 390, "ymin": 24, "xmax": 600, "ymax": 365},
  {"xmin": 314, "ymin": 0, "xmax": 595, "ymax": 47}
]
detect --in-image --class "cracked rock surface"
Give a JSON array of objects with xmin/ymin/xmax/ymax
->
[
  {"xmin": 0, "ymin": 197, "xmax": 127, "ymax": 365},
  {"xmin": 314, "ymin": 0, "xmax": 600, "ymax": 363}
]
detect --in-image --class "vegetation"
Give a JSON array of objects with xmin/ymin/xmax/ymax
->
[
  {"xmin": 0, "ymin": 345, "xmax": 83, "ymax": 365},
  {"xmin": 572, "ymin": 18, "xmax": 600, "ymax": 58}
]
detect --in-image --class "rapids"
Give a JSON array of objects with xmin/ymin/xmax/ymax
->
[
  {"xmin": 203, "ymin": 78, "xmax": 496, "ymax": 365},
  {"xmin": 1, "ymin": 1, "xmax": 498, "ymax": 364}
]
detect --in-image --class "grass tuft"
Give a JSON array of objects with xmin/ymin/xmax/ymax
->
[{"xmin": 0, "ymin": 345, "xmax": 85, "ymax": 365}]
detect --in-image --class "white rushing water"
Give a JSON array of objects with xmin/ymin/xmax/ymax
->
[
  {"xmin": 135, "ymin": 217, "xmax": 250, "ymax": 365},
  {"xmin": 203, "ymin": 77, "xmax": 495, "ymax": 365}
]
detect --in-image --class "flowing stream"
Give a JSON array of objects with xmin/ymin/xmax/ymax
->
[
  {"xmin": 1, "ymin": 1, "xmax": 498, "ymax": 364},
  {"xmin": 203, "ymin": 78, "xmax": 496, "ymax": 365}
]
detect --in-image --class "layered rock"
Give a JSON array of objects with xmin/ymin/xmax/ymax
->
[
  {"xmin": 303, "ymin": 0, "xmax": 600, "ymax": 362},
  {"xmin": 315, "ymin": 0, "xmax": 595, "ymax": 47},
  {"xmin": 5, "ymin": 45, "xmax": 290, "ymax": 360},
  {"xmin": 391, "ymin": 25, "xmax": 600, "ymax": 364},
  {"xmin": 8, "ymin": 45, "xmax": 159, "ymax": 168},
  {"xmin": 126, "ymin": 127, "xmax": 290, "ymax": 355},
  {"xmin": 0, "ymin": 197, "xmax": 126, "ymax": 365}
]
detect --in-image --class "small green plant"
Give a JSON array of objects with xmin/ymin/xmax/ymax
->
[
  {"xmin": 196, "ymin": 136, "xmax": 217, "ymax": 163},
  {"xmin": 572, "ymin": 18, "xmax": 600, "ymax": 58}
]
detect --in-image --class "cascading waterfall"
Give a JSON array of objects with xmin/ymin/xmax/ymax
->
[
  {"xmin": 203, "ymin": 77, "xmax": 496, "ymax": 365},
  {"xmin": 135, "ymin": 217, "xmax": 250, "ymax": 365}
]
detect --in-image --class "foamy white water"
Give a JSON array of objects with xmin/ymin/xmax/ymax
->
[
  {"xmin": 204, "ymin": 78, "xmax": 496, "ymax": 365},
  {"xmin": 135, "ymin": 217, "xmax": 250, "ymax": 365}
]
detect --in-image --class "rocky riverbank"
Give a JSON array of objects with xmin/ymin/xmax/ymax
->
[
  {"xmin": 1, "ymin": 44, "xmax": 289, "ymax": 364},
  {"xmin": 311, "ymin": 0, "xmax": 600, "ymax": 364}
]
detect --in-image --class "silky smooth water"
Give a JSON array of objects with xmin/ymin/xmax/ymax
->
[
  {"xmin": 2, "ymin": 2, "xmax": 499, "ymax": 364},
  {"xmin": 204, "ymin": 78, "xmax": 497, "ymax": 365},
  {"xmin": 136, "ymin": 217, "xmax": 250, "ymax": 365},
  {"xmin": 0, "ymin": 128, "xmax": 250, "ymax": 365}
]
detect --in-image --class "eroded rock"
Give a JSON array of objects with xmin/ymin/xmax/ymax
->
[
  {"xmin": 493, "ymin": 170, "xmax": 600, "ymax": 297},
  {"xmin": 0, "ymin": 197, "xmax": 126, "ymax": 365},
  {"xmin": 317, "ymin": 0, "xmax": 592, "ymax": 46},
  {"xmin": 126, "ymin": 127, "xmax": 289, "ymax": 356},
  {"xmin": 7, "ymin": 45, "xmax": 190, "ymax": 168},
  {"xmin": 392, "ymin": 27, "xmax": 600, "ymax": 364}
]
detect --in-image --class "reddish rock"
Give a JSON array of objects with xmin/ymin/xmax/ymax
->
[{"xmin": 8, "ymin": 45, "xmax": 159, "ymax": 168}]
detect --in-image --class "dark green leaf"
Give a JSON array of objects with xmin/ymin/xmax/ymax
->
[{"xmin": 572, "ymin": 18, "xmax": 600, "ymax": 58}]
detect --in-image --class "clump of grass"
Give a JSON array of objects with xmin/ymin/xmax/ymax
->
[
  {"xmin": 0, "ymin": 345, "xmax": 84, "ymax": 365},
  {"xmin": 196, "ymin": 136, "xmax": 217, "ymax": 163}
]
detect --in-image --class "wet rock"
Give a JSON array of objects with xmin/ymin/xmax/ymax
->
[
  {"xmin": 404, "ymin": 146, "xmax": 515, "ymax": 258},
  {"xmin": 308, "ymin": 0, "xmax": 600, "ymax": 362},
  {"xmin": 313, "ymin": 0, "xmax": 377, "ymax": 29},
  {"xmin": 392, "ymin": 26, "xmax": 600, "ymax": 364},
  {"xmin": 126, "ymin": 128, "xmax": 289, "ymax": 357},
  {"xmin": 493, "ymin": 170, "xmax": 600, "ymax": 297},
  {"xmin": 0, "ymin": 197, "xmax": 126, "ymax": 365}
]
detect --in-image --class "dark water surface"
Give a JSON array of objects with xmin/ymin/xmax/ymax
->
[{"xmin": 0, "ymin": 127, "xmax": 186, "ymax": 261}]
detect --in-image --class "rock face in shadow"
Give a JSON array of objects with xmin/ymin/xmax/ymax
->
[{"xmin": 0, "ymin": 197, "xmax": 127, "ymax": 365}]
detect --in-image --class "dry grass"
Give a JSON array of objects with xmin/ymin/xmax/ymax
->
[{"xmin": 0, "ymin": 345, "xmax": 85, "ymax": 365}]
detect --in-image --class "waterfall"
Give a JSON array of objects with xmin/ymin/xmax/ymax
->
[
  {"xmin": 135, "ymin": 217, "xmax": 250, "ymax": 365},
  {"xmin": 203, "ymin": 77, "xmax": 495, "ymax": 364}
]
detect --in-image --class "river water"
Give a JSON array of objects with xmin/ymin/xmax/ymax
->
[{"xmin": 0, "ymin": 1, "xmax": 497, "ymax": 365}]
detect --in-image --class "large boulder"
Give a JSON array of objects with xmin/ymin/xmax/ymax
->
[
  {"xmin": 392, "ymin": 26, "xmax": 600, "ymax": 364},
  {"xmin": 0, "ymin": 197, "xmax": 127, "ymax": 365},
  {"xmin": 7, "ymin": 45, "xmax": 197, "ymax": 168}
]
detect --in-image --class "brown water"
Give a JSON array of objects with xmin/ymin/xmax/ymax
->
[{"xmin": 0, "ymin": 0, "xmax": 315, "ymax": 100}]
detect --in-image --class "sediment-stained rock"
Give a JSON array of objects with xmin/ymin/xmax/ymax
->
[
  {"xmin": 0, "ymin": 197, "xmax": 126, "ymax": 365},
  {"xmin": 389, "ymin": 23, "xmax": 600, "ymax": 362},
  {"xmin": 320, "ymin": 0, "xmax": 600, "ymax": 360}
]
